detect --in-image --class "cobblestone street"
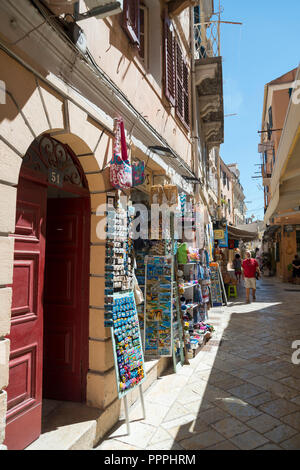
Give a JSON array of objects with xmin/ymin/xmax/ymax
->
[{"xmin": 96, "ymin": 278, "xmax": 300, "ymax": 450}]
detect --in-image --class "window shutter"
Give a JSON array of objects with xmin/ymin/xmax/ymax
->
[
  {"xmin": 183, "ymin": 61, "xmax": 190, "ymax": 127},
  {"xmin": 123, "ymin": 0, "xmax": 140, "ymax": 46},
  {"xmin": 138, "ymin": 5, "xmax": 145, "ymax": 60},
  {"xmin": 176, "ymin": 41, "xmax": 184, "ymax": 120},
  {"xmin": 164, "ymin": 17, "xmax": 176, "ymax": 106},
  {"xmin": 175, "ymin": 40, "xmax": 190, "ymax": 129}
]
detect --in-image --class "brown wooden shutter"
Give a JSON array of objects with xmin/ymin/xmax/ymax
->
[
  {"xmin": 164, "ymin": 17, "xmax": 176, "ymax": 106},
  {"xmin": 175, "ymin": 41, "xmax": 184, "ymax": 122},
  {"xmin": 183, "ymin": 61, "xmax": 190, "ymax": 127},
  {"xmin": 175, "ymin": 40, "xmax": 190, "ymax": 129},
  {"xmin": 123, "ymin": 0, "xmax": 140, "ymax": 46}
]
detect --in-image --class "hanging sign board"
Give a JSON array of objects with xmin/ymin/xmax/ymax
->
[
  {"xmin": 228, "ymin": 239, "xmax": 235, "ymax": 249},
  {"xmin": 218, "ymin": 225, "xmax": 228, "ymax": 248},
  {"xmin": 214, "ymin": 229, "xmax": 225, "ymax": 240}
]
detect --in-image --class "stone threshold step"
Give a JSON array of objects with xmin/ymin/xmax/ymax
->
[
  {"xmin": 26, "ymin": 401, "xmax": 101, "ymax": 450},
  {"xmin": 26, "ymin": 357, "xmax": 170, "ymax": 450}
]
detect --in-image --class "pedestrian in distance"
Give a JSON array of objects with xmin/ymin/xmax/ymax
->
[
  {"xmin": 242, "ymin": 250, "xmax": 261, "ymax": 304},
  {"xmin": 292, "ymin": 254, "xmax": 300, "ymax": 280},
  {"xmin": 233, "ymin": 253, "xmax": 242, "ymax": 284}
]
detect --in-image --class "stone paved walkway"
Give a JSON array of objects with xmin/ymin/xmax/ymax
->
[{"xmin": 96, "ymin": 278, "xmax": 300, "ymax": 450}]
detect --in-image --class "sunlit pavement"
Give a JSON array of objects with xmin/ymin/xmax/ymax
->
[{"xmin": 96, "ymin": 277, "xmax": 300, "ymax": 450}]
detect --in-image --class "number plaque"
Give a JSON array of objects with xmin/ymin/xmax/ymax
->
[{"xmin": 48, "ymin": 168, "xmax": 63, "ymax": 187}]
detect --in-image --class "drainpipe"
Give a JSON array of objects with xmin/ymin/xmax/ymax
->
[
  {"xmin": 190, "ymin": 5, "xmax": 211, "ymax": 216},
  {"xmin": 190, "ymin": 6, "xmax": 199, "ymax": 183},
  {"xmin": 217, "ymin": 147, "xmax": 222, "ymax": 220}
]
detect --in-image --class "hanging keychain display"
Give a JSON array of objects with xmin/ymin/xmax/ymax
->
[
  {"xmin": 104, "ymin": 200, "xmax": 147, "ymax": 434},
  {"xmin": 104, "ymin": 206, "xmax": 134, "ymax": 329}
]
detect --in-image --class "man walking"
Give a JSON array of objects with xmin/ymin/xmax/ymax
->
[{"xmin": 242, "ymin": 250, "xmax": 260, "ymax": 304}]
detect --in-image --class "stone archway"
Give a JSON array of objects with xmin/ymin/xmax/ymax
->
[{"xmin": 0, "ymin": 50, "xmax": 119, "ymax": 449}]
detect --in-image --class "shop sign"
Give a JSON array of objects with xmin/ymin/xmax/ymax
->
[
  {"xmin": 214, "ymin": 229, "xmax": 225, "ymax": 240},
  {"xmin": 218, "ymin": 225, "xmax": 228, "ymax": 248},
  {"xmin": 228, "ymin": 239, "xmax": 235, "ymax": 249}
]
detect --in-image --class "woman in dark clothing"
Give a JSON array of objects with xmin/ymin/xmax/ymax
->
[
  {"xmin": 233, "ymin": 253, "xmax": 242, "ymax": 283},
  {"xmin": 292, "ymin": 254, "xmax": 300, "ymax": 278}
]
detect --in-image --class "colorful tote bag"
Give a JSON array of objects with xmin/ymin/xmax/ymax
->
[
  {"xmin": 110, "ymin": 117, "xmax": 132, "ymax": 189},
  {"xmin": 132, "ymin": 160, "xmax": 145, "ymax": 187}
]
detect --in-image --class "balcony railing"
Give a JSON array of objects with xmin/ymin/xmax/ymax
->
[{"xmin": 194, "ymin": 10, "xmax": 220, "ymax": 60}]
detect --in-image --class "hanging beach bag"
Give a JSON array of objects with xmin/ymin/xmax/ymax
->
[{"xmin": 110, "ymin": 117, "xmax": 132, "ymax": 189}]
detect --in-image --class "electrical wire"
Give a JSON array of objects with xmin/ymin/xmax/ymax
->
[{"xmin": 27, "ymin": 0, "xmax": 196, "ymax": 180}]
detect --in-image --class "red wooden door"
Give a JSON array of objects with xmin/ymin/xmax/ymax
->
[
  {"xmin": 43, "ymin": 197, "xmax": 89, "ymax": 402},
  {"xmin": 5, "ymin": 174, "xmax": 47, "ymax": 450}
]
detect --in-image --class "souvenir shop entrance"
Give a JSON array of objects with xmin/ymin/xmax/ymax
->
[
  {"xmin": 131, "ymin": 186, "xmax": 216, "ymax": 366},
  {"xmin": 5, "ymin": 135, "xmax": 90, "ymax": 450}
]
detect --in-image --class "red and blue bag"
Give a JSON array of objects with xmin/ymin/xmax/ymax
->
[
  {"xmin": 110, "ymin": 117, "xmax": 132, "ymax": 189},
  {"xmin": 132, "ymin": 160, "xmax": 145, "ymax": 187}
]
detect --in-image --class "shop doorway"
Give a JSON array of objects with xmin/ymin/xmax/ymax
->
[{"xmin": 5, "ymin": 135, "xmax": 90, "ymax": 450}]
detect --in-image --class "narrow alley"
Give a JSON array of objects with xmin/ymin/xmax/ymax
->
[{"xmin": 97, "ymin": 278, "xmax": 300, "ymax": 451}]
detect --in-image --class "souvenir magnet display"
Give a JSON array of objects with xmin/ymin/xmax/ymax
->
[{"xmin": 111, "ymin": 291, "xmax": 146, "ymax": 397}]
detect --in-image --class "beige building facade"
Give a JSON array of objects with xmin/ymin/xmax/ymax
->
[{"xmin": 262, "ymin": 66, "xmax": 300, "ymax": 282}]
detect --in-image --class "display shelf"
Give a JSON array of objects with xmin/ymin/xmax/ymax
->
[
  {"xmin": 179, "ymin": 282, "xmax": 198, "ymax": 290},
  {"xmin": 186, "ymin": 303, "xmax": 200, "ymax": 311},
  {"xmin": 178, "ymin": 262, "xmax": 200, "ymax": 265},
  {"xmin": 188, "ymin": 330, "xmax": 213, "ymax": 358}
]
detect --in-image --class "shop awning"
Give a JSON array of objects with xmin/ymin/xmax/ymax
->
[{"xmin": 227, "ymin": 225, "xmax": 259, "ymax": 241}]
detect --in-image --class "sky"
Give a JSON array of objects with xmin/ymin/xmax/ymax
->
[{"xmin": 220, "ymin": 0, "xmax": 300, "ymax": 221}]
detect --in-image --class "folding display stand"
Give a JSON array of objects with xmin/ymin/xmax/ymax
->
[
  {"xmin": 218, "ymin": 264, "xmax": 228, "ymax": 306},
  {"xmin": 122, "ymin": 385, "xmax": 146, "ymax": 435},
  {"xmin": 105, "ymin": 203, "xmax": 147, "ymax": 436},
  {"xmin": 109, "ymin": 292, "xmax": 147, "ymax": 436},
  {"xmin": 209, "ymin": 262, "xmax": 228, "ymax": 306}
]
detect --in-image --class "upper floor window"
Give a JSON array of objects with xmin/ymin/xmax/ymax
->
[
  {"xmin": 223, "ymin": 171, "xmax": 226, "ymax": 187},
  {"xmin": 164, "ymin": 16, "xmax": 190, "ymax": 129},
  {"xmin": 138, "ymin": 4, "xmax": 148, "ymax": 67},
  {"xmin": 122, "ymin": 1, "xmax": 149, "ymax": 67},
  {"xmin": 122, "ymin": 0, "xmax": 140, "ymax": 46},
  {"xmin": 268, "ymin": 106, "xmax": 273, "ymax": 129}
]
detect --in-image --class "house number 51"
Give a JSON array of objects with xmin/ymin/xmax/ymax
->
[{"xmin": 48, "ymin": 168, "xmax": 63, "ymax": 187}]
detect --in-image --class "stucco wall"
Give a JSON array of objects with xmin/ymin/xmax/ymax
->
[{"xmin": 79, "ymin": 0, "xmax": 192, "ymax": 167}]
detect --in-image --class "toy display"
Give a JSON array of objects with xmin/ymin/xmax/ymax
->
[{"xmin": 111, "ymin": 291, "xmax": 146, "ymax": 398}]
